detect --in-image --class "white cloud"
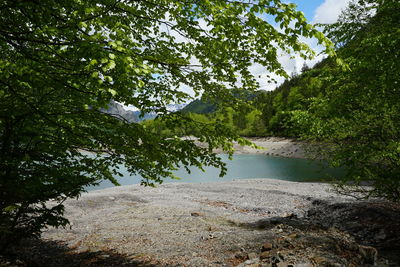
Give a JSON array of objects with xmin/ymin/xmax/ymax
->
[{"xmin": 313, "ymin": 0, "xmax": 351, "ymax": 24}]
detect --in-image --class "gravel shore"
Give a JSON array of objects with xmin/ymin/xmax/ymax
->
[
  {"xmin": 21, "ymin": 178, "xmax": 395, "ymax": 267},
  {"xmin": 4, "ymin": 138, "xmax": 399, "ymax": 266},
  {"xmin": 42, "ymin": 180, "xmax": 345, "ymax": 264},
  {"xmin": 198, "ymin": 137, "xmax": 308, "ymax": 159}
]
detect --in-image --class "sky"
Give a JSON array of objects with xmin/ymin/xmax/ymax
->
[
  {"xmin": 252, "ymin": 0, "xmax": 352, "ymax": 91},
  {"xmin": 287, "ymin": 0, "xmax": 351, "ymax": 23},
  {"xmin": 286, "ymin": 1, "xmax": 325, "ymax": 21}
]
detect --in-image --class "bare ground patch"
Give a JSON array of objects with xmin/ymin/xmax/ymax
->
[{"xmin": 2, "ymin": 180, "xmax": 399, "ymax": 266}]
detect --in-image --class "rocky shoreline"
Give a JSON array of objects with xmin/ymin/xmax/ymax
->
[
  {"xmin": 196, "ymin": 137, "xmax": 308, "ymax": 159},
  {"xmin": 4, "ymin": 179, "xmax": 399, "ymax": 267}
]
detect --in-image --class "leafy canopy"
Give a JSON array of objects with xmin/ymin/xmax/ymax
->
[
  {"xmin": 0, "ymin": 0, "xmax": 333, "ymax": 248},
  {"xmin": 248, "ymin": 0, "xmax": 399, "ymax": 201},
  {"xmin": 286, "ymin": 0, "xmax": 400, "ymax": 200}
]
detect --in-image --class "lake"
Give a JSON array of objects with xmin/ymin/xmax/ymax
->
[{"xmin": 87, "ymin": 154, "xmax": 343, "ymax": 191}]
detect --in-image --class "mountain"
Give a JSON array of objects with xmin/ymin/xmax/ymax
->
[
  {"xmin": 133, "ymin": 111, "xmax": 157, "ymax": 121},
  {"xmin": 180, "ymin": 99, "xmax": 216, "ymax": 114},
  {"xmin": 103, "ymin": 100, "xmax": 139, "ymax": 123},
  {"xmin": 134, "ymin": 103, "xmax": 188, "ymax": 121},
  {"xmin": 166, "ymin": 103, "xmax": 187, "ymax": 112},
  {"xmin": 181, "ymin": 90, "xmax": 260, "ymax": 114}
]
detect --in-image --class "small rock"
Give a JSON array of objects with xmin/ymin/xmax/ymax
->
[
  {"xmin": 75, "ymin": 246, "xmax": 89, "ymax": 253},
  {"xmin": 358, "ymin": 245, "xmax": 377, "ymax": 265},
  {"xmin": 374, "ymin": 229, "xmax": 386, "ymax": 241},
  {"xmin": 239, "ymin": 260, "xmax": 253, "ymax": 266},
  {"xmin": 248, "ymin": 252, "xmax": 259, "ymax": 260},
  {"xmin": 237, "ymin": 261, "xmax": 258, "ymax": 267},
  {"xmin": 98, "ymin": 254, "xmax": 110, "ymax": 259},
  {"xmin": 283, "ymin": 213, "xmax": 296, "ymax": 219},
  {"xmin": 287, "ymin": 233, "xmax": 298, "ymax": 239},
  {"xmin": 312, "ymin": 256, "xmax": 331, "ymax": 266},
  {"xmin": 187, "ymin": 257, "xmax": 211, "ymax": 266},
  {"xmin": 109, "ymin": 196, "xmax": 116, "ymax": 201},
  {"xmin": 277, "ymin": 252, "xmax": 285, "ymax": 261},
  {"xmin": 260, "ymin": 251, "xmax": 271, "ymax": 259},
  {"xmin": 294, "ymin": 264, "xmax": 313, "ymax": 267},
  {"xmin": 261, "ymin": 242, "xmax": 273, "ymax": 251},
  {"xmin": 15, "ymin": 259, "xmax": 25, "ymax": 265},
  {"xmin": 271, "ymin": 255, "xmax": 281, "ymax": 264},
  {"xmin": 235, "ymin": 252, "xmax": 247, "ymax": 260}
]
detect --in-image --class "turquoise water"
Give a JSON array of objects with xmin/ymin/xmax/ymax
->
[{"xmin": 87, "ymin": 154, "xmax": 343, "ymax": 191}]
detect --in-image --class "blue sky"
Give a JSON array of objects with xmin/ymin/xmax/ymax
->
[
  {"xmin": 251, "ymin": 0, "xmax": 352, "ymax": 90},
  {"xmin": 286, "ymin": 0, "xmax": 325, "ymax": 21},
  {"xmin": 284, "ymin": 0, "xmax": 352, "ymax": 24}
]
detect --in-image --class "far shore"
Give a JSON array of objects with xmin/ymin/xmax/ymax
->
[{"xmin": 195, "ymin": 136, "xmax": 308, "ymax": 159}]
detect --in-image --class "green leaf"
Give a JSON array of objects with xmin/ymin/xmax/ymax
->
[{"xmin": 108, "ymin": 89, "xmax": 117, "ymax": 96}]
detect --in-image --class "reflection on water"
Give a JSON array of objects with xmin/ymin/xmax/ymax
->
[{"xmin": 87, "ymin": 154, "xmax": 344, "ymax": 191}]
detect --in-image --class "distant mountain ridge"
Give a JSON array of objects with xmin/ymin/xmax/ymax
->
[
  {"xmin": 103, "ymin": 100, "xmax": 139, "ymax": 123},
  {"xmin": 180, "ymin": 99, "xmax": 216, "ymax": 114},
  {"xmin": 134, "ymin": 103, "xmax": 188, "ymax": 121},
  {"xmin": 181, "ymin": 91, "xmax": 260, "ymax": 114}
]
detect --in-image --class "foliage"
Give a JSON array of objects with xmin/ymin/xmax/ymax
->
[
  {"xmin": 251, "ymin": 0, "xmax": 399, "ymax": 201},
  {"xmin": 0, "ymin": 0, "xmax": 332, "ymax": 248},
  {"xmin": 304, "ymin": 0, "xmax": 400, "ymax": 201},
  {"xmin": 176, "ymin": 89, "xmax": 268, "ymax": 137},
  {"xmin": 253, "ymin": 59, "xmax": 333, "ymax": 137},
  {"xmin": 144, "ymin": 103, "xmax": 268, "ymax": 138},
  {"xmin": 277, "ymin": 0, "xmax": 400, "ymax": 200}
]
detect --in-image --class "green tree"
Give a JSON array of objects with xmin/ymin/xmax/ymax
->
[
  {"xmin": 301, "ymin": 0, "xmax": 400, "ymax": 200},
  {"xmin": 241, "ymin": 109, "xmax": 268, "ymax": 137},
  {"xmin": 0, "ymin": 0, "xmax": 333, "ymax": 248}
]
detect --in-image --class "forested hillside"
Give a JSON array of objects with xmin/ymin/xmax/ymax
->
[
  {"xmin": 180, "ymin": 99, "xmax": 216, "ymax": 114},
  {"xmin": 253, "ymin": 59, "xmax": 333, "ymax": 137},
  {"xmin": 257, "ymin": 0, "xmax": 400, "ymax": 200},
  {"xmin": 297, "ymin": 0, "xmax": 400, "ymax": 200}
]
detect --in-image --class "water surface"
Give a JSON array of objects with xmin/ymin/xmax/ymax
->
[{"xmin": 87, "ymin": 154, "xmax": 343, "ymax": 191}]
